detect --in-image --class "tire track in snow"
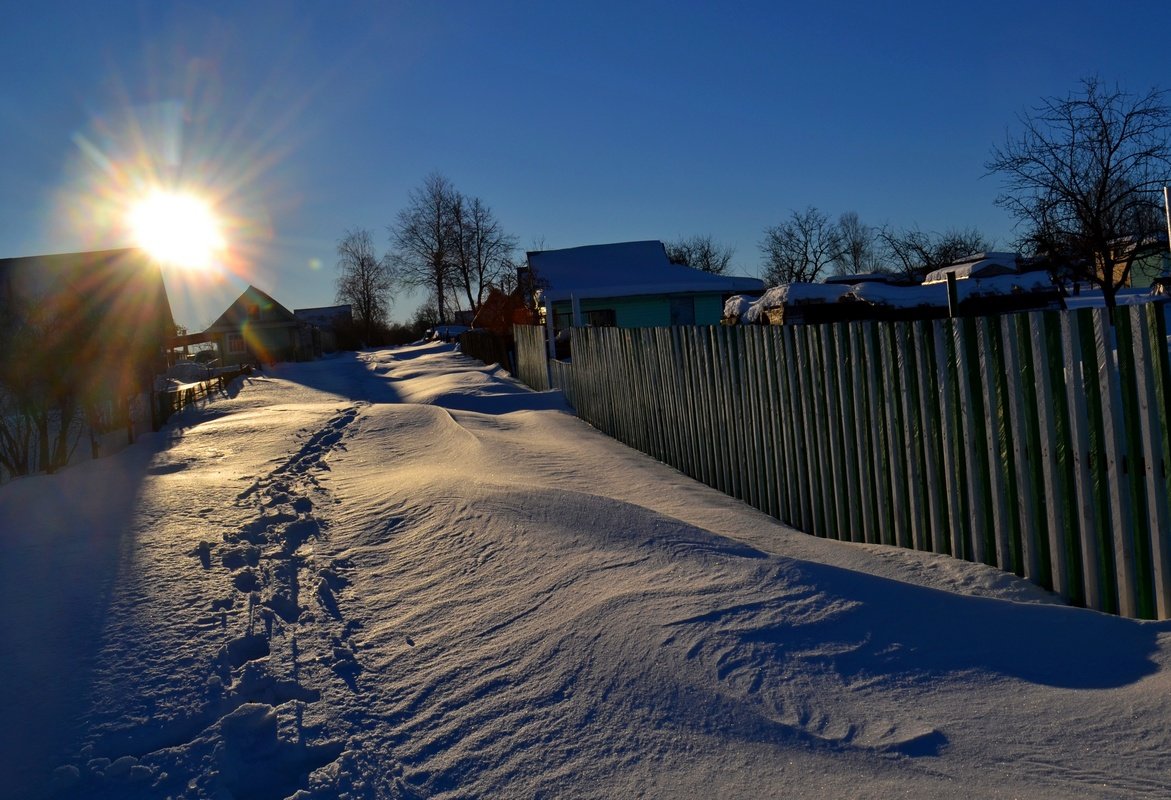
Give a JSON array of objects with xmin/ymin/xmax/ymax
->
[{"xmin": 56, "ymin": 405, "xmax": 367, "ymax": 799}]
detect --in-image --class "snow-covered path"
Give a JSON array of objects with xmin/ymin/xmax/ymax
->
[{"xmin": 5, "ymin": 343, "xmax": 1171, "ymax": 799}]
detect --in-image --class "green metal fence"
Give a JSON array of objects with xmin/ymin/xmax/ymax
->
[{"xmin": 522, "ymin": 305, "xmax": 1171, "ymax": 620}]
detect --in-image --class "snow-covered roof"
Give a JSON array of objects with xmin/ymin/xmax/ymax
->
[
  {"xmin": 734, "ymin": 272, "xmax": 1065, "ymax": 322},
  {"xmin": 294, "ymin": 305, "xmax": 353, "ymax": 326},
  {"xmin": 923, "ymin": 253, "xmax": 1020, "ymax": 284},
  {"xmin": 723, "ymin": 294, "xmax": 759, "ymax": 319},
  {"xmin": 528, "ymin": 240, "xmax": 765, "ymax": 302},
  {"xmin": 822, "ymin": 272, "xmax": 902, "ymax": 285}
]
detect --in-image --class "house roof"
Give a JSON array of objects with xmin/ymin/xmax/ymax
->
[
  {"xmin": 205, "ymin": 285, "xmax": 299, "ymax": 332},
  {"xmin": 923, "ymin": 252, "xmax": 1020, "ymax": 284},
  {"xmin": 0, "ymin": 247, "xmax": 175, "ymax": 394},
  {"xmin": 528, "ymin": 240, "xmax": 765, "ymax": 302},
  {"xmin": 0, "ymin": 247, "xmax": 173, "ymax": 326},
  {"xmin": 294, "ymin": 305, "xmax": 353, "ymax": 325}
]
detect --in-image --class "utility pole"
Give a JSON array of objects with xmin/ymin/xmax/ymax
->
[{"xmin": 1164, "ymin": 186, "xmax": 1171, "ymax": 276}]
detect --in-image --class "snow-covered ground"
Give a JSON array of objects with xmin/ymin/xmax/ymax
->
[{"xmin": 4, "ymin": 342, "xmax": 1171, "ymax": 799}]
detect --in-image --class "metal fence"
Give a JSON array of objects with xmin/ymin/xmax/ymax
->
[{"xmin": 519, "ymin": 304, "xmax": 1171, "ymax": 620}]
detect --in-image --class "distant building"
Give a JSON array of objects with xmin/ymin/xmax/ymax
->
[
  {"xmin": 294, "ymin": 304, "xmax": 353, "ymax": 352},
  {"xmin": 527, "ymin": 240, "xmax": 765, "ymax": 330},
  {"xmin": 205, "ymin": 285, "xmax": 317, "ymax": 366}
]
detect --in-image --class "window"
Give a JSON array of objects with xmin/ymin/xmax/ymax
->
[
  {"xmin": 555, "ymin": 308, "xmax": 616, "ymax": 330},
  {"xmin": 584, "ymin": 309, "xmax": 616, "ymax": 327},
  {"xmin": 669, "ymin": 297, "xmax": 695, "ymax": 326},
  {"xmin": 228, "ymin": 333, "xmax": 246, "ymax": 354}
]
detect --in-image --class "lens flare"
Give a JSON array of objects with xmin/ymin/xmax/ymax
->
[{"xmin": 128, "ymin": 190, "xmax": 225, "ymax": 270}]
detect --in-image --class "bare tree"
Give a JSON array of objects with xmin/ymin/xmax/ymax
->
[
  {"xmin": 759, "ymin": 206, "xmax": 843, "ymax": 285},
  {"xmin": 335, "ymin": 228, "xmax": 395, "ymax": 344},
  {"xmin": 390, "ymin": 172, "xmax": 460, "ymax": 323},
  {"xmin": 665, "ymin": 234, "xmax": 735, "ymax": 275},
  {"xmin": 832, "ymin": 212, "xmax": 881, "ymax": 276},
  {"xmin": 987, "ymin": 77, "xmax": 1171, "ymax": 307},
  {"xmin": 876, "ymin": 225, "xmax": 990, "ymax": 280},
  {"xmin": 450, "ymin": 194, "xmax": 518, "ymax": 313}
]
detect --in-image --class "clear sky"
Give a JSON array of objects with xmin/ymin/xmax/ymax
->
[{"xmin": 3, "ymin": 0, "xmax": 1170, "ymax": 330}]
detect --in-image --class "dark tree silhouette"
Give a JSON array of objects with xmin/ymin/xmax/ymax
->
[
  {"xmin": 666, "ymin": 234, "xmax": 735, "ymax": 275},
  {"xmin": 876, "ymin": 226, "xmax": 990, "ymax": 281},
  {"xmin": 759, "ymin": 206, "xmax": 843, "ymax": 285},
  {"xmin": 335, "ymin": 228, "xmax": 394, "ymax": 344},
  {"xmin": 987, "ymin": 77, "xmax": 1171, "ymax": 307},
  {"xmin": 390, "ymin": 172, "xmax": 460, "ymax": 323}
]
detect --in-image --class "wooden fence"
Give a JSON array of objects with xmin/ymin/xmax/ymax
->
[
  {"xmin": 153, "ymin": 368, "xmax": 251, "ymax": 427},
  {"xmin": 520, "ymin": 304, "xmax": 1171, "ymax": 620},
  {"xmin": 459, "ymin": 330, "xmax": 514, "ymax": 373},
  {"xmin": 515, "ymin": 324, "xmax": 550, "ymax": 391}
]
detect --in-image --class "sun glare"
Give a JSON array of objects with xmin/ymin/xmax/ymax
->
[{"xmin": 129, "ymin": 190, "xmax": 225, "ymax": 270}]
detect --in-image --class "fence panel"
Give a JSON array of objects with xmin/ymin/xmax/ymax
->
[
  {"xmin": 530, "ymin": 306, "xmax": 1171, "ymax": 619},
  {"xmin": 513, "ymin": 325, "xmax": 550, "ymax": 391}
]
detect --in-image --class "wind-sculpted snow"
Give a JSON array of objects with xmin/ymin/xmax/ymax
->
[{"xmin": 5, "ymin": 342, "xmax": 1171, "ymax": 799}]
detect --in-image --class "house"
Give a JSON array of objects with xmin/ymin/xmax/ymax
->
[
  {"xmin": 205, "ymin": 285, "xmax": 317, "ymax": 367},
  {"xmin": 526, "ymin": 241, "xmax": 765, "ymax": 330},
  {"xmin": 0, "ymin": 247, "xmax": 175, "ymax": 470},
  {"xmin": 294, "ymin": 304, "xmax": 353, "ymax": 352},
  {"xmin": 0, "ymin": 247, "xmax": 174, "ymax": 399}
]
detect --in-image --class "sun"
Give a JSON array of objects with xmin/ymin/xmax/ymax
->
[{"xmin": 128, "ymin": 190, "xmax": 225, "ymax": 270}]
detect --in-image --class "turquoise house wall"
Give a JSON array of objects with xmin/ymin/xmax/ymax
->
[{"xmin": 554, "ymin": 293, "xmax": 729, "ymax": 328}]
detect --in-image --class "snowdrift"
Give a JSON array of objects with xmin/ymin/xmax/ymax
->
[{"xmin": 3, "ymin": 343, "xmax": 1171, "ymax": 799}]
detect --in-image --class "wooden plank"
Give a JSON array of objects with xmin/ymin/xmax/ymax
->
[
  {"xmin": 877, "ymin": 324, "xmax": 907, "ymax": 548},
  {"xmin": 734, "ymin": 327, "xmax": 756, "ymax": 509},
  {"xmin": 679, "ymin": 326, "xmax": 704, "ymax": 482},
  {"xmin": 1029, "ymin": 311, "xmax": 1070, "ymax": 599},
  {"xmin": 821, "ymin": 325, "xmax": 849, "ymax": 540},
  {"xmin": 834, "ymin": 323, "xmax": 862, "ymax": 542},
  {"xmin": 913, "ymin": 322, "xmax": 945, "ymax": 554},
  {"xmin": 802, "ymin": 326, "xmax": 830, "ymax": 536},
  {"xmin": 748, "ymin": 327, "xmax": 779, "ymax": 518},
  {"xmin": 754, "ymin": 327, "xmax": 781, "ymax": 519},
  {"xmin": 852, "ymin": 323, "xmax": 880, "ymax": 543},
  {"xmin": 690, "ymin": 327, "xmax": 714, "ymax": 489},
  {"xmin": 771, "ymin": 327, "xmax": 800, "ymax": 525},
  {"xmin": 1060, "ymin": 311, "xmax": 1102, "ymax": 610},
  {"xmin": 1131, "ymin": 306, "xmax": 1171, "ymax": 618},
  {"xmin": 861, "ymin": 323, "xmax": 888, "ymax": 545},
  {"xmin": 1115, "ymin": 307, "xmax": 1158, "ymax": 618},
  {"xmin": 1093, "ymin": 308, "xmax": 1138, "ymax": 617},
  {"xmin": 977, "ymin": 317, "xmax": 1015, "ymax": 572},
  {"xmin": 1001, "ymin": 314, "xmax": 1043, "ymax": 582},
  {"xmin": 785, "ymin": 326, "xmax": 814, "ymax": 533},
  {"xmin": 933, "ymin": 319, "xmax": 964, "ymax": 558},
  {"xmin": 716, "ymin": 326, "xmax": 743, "ymax": 502},
  {"xmin": 738, "ymin": 327, "xmax": 763, "ymax": 511},
  {"xmin": 1142, "ymin": 304, "xmax": 1171, "ymax": 619},
  {"xmin": 896, "ymin": 322, "xmax": 926, "ymax": 552},
  {"xmin": 953, "ymin": 318, "xmax": 988, "ymax": 564}
]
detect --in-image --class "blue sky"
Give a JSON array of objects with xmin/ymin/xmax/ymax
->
[{"xmin": 2, "ymin": 0, "xmax": 1169, "ymax": 329}]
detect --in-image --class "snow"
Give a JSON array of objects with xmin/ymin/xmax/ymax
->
[
  {"xmin": 922, "ymin": 253, "xmax": 1020, "ymax": 284},
  {"xmin": 5, "ymin": 342, "xmax": 1171, "ymax": 798},
  {"xmin": 529, "ymin": 241, "xmax": 765, "ymax": 302},
  {"xmin": 732, "ymin": 273, "xmax": 1067, "ymax": 323}
]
